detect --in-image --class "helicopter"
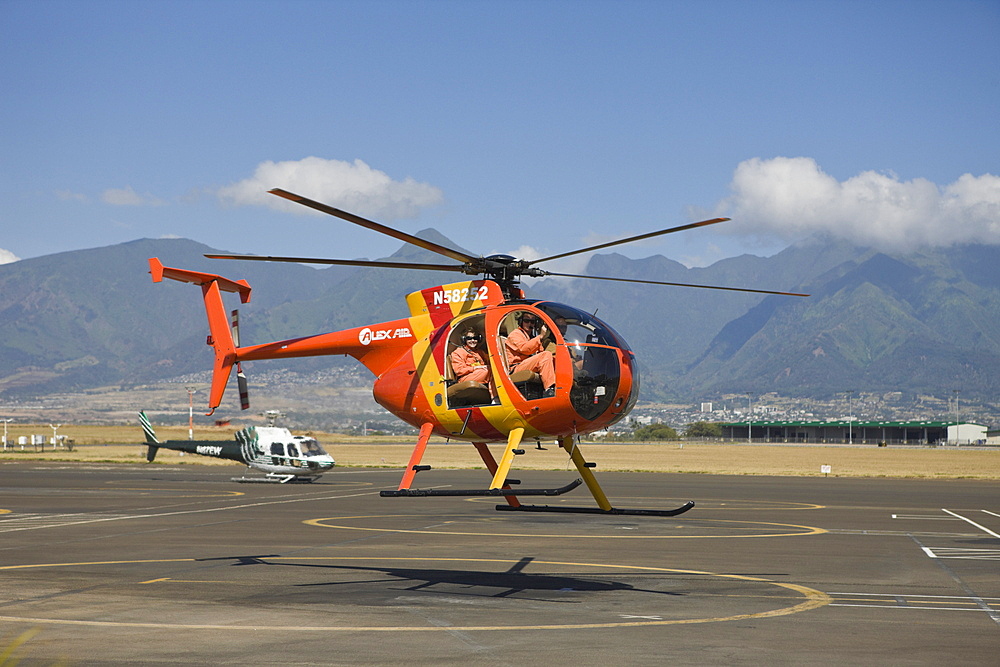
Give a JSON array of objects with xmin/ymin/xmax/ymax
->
[
  {"xmin": 138, "ymin": 410, "xmax": 335, "ymax": 483},
  {"xmin": 148, "ymin": 188, "xmax": 807, "ymax": 515}
]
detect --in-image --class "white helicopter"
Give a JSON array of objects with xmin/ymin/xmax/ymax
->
[{"xmin": 139, "ymin": 411, "xmax": 335, "ymax": 483}]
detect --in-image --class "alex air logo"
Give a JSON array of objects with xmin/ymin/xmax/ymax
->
[{"xmin": 358, "ymin": 327, "xmax": 413, "ymax": 346}]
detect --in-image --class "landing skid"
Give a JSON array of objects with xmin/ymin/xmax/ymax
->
[
  {"xmin": 495, "ymin": 500, "xmax": 695, "ymax": 517},
  {"xmin": 381, "ymin": 478, "xmax": 582, "ymax": 497},
  {"xmin": 231, "ymin": 474, "xmax": 320, "ymax": 484},
  {"xmin": 388, "ymin": 428, "xmax": 695, "ymax": 518}
]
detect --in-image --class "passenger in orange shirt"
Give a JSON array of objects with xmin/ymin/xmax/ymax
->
[
  {"xmin": 504, "ymin": 311, "xmax": 556, "ymax": 397},
  {"xmin": 451, "ymin": 328, "xmax": 492, "ymax": 390}
]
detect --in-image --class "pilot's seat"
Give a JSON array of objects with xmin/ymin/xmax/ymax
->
[{"xmin": 509, "ymin": 368, "xmax": 543, "ymax": 400}]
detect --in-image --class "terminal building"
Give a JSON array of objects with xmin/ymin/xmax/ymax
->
[{"xmin": 721, "ymin": 420, "xmax": 988, "ymax": 445}]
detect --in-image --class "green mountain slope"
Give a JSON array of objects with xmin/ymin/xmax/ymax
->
[
  {"xmin": 681, "ymin": 246, "xmax": 1000, "ymax": 398},
  {"xmin": 1, "ymin": 234, "xmax": 997, "ymax": 402}
]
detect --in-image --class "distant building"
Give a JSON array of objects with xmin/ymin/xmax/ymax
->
[
  {"xmin": 700, "ymin": 402, "xmax": 713, "ymax": 413},
  {"xmin": 721, "ymin": 420, "xmax": 988, "ymax": 445}
]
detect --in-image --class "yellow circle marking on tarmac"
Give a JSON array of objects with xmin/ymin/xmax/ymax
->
[
  {"xmin": 304, "ymin": 514, "xmax": 828, "ymax": 538},
  {"xmin": 0, "ymin": 557, "xmax": 831, "ymax": 631},
  {"xmin": 105, "ymin": 488, "xmax": 246, "ymax": 498},
  {"xmin": 464, "ymin": 497, "xmax": 827, "ymax": 511}
]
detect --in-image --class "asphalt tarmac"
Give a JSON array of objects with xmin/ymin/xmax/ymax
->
[{"xmin": 1, "ymin": 461, "xmax": 997, "ymax": 665}]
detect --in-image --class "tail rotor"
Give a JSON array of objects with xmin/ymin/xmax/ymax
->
[{"xmin": 231, "ymin": 309, "xmax": 250, "ymax": 410}]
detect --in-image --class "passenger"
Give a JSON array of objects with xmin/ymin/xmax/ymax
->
[
  {"xmin": 450, "ymin": 328, "xmax": 492, "ymax": 391},
  {"xmin": 504, "ymin": 311, "xmax": 556, "ymax": 397}
]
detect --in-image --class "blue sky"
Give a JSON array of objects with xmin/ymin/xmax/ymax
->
[{"xmin": 2, "ymin": 0, "xmax": 998, "ymax": 272}]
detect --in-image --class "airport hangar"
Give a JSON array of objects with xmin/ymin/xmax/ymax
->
[{"xmin": 721, "ymin": 420, "xmax": 988, "ymax": 445}]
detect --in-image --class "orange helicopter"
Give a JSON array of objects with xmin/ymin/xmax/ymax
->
[{"xmin": 149, "ymin": 189, "xmax": 807, "ymax": 517}]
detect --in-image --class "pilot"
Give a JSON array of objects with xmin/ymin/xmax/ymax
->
[
  {"xmin": 451, "ymin": 327, "xmax": 492, "ymax": 391},
  {"xmin": 504, "ymin": 311, "xmax": 556, "ymax": 397},
  {"xmin": 551, "ymin": 315, "xmax": 585, "ymax": 373}
]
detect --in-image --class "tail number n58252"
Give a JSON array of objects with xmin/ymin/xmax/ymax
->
[{"xmin": 433, "ymin": 285, "xmax": 489, "ymax": 306}]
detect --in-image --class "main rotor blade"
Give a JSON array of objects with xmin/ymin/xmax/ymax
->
[
  {"xmin": 269, "ymin": 188, "xmax": 478, "ymax": 265},
  {"xmin": 529, "ymin": 217, "xmax": 730, "ymax": 266},
  {"xmin": 543, "ymin": 271, "xmax": 810, "ymax": 297},
  {"xmin": 205, "ymin": 253, "xmax": 467, "ymax": 273}
]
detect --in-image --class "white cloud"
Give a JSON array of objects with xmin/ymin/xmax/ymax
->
[
  {"xmin": 216, "ymin": 157, "xmax": 444, "ymax": 221},
  {"xmin": 716, "ymin": 157, "xmax": 1000, "ymax": 251},
  {"xmin": 55, "ymin": 190, "xmax": 89, "ymax": 203},
  {"xmin": 0, "ymin": 248, "xmax": 20, "ymax": 264},
  {"xmin": 102, "ymin": 186, "xmax": 165, "ymax": 207}
]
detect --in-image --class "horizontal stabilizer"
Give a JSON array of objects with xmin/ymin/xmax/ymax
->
[{"xmin": 148, "ymin": 258, "xmax": 252, "ymax": 303}]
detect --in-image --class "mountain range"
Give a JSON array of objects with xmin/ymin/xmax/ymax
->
[{"xmin": 1, "ymin": 233, "xmax": 998, "ymax": 404}]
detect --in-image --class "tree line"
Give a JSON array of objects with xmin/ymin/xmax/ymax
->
[{"xmin": 601, "ymin": 421, "xmax": 724, "ymax": 441}]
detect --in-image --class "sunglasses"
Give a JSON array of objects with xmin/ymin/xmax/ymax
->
[{"xmin": 463, "ymin": 335, "xmax": 481, "ymax": 341}]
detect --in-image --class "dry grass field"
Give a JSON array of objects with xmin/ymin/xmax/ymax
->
[{"xmin": 1, "ymin": 423, "xmax": 997, "ymax": 479}]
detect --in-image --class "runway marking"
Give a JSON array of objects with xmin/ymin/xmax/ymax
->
[
  {"xmin": 104, "ymin": 488, "xmax": 246, "ymax": 497},
  {"xmin": 941, "ymin": 508, "xmax": 1000, "ymax": 539},
  {"xmin": 0, "ymin": 509, "xmax": 10, "ymax": 515},
  {"xmin": 303, "ymin": 515, "xmax": 827, "ymax": 539},
  {"xmin": 829, "ymin": 592, "xmax": 1000, "ymax": 613},
  {"xmin": 920, "ymin": 547, "xmax": 1000, "ymax": 561},
  {"xmin": 908, "ymin": 534, "xmax": 1000, "ymax": 625},
  {"xmin": 0, "ymin": 557, "xmax": 832, "ymax": 631},
  {"xmin": 0, "ymin": 513, "xmax": 146, "ymax": 533},
  {"xmin": 828, "ymin": 529, "xmax": 980, "ymax": 538},
  {"xmin": 0, "ymin": 488, "xmax": 388, "ymax": 532}
]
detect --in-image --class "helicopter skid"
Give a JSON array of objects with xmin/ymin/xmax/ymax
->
[
  {"xmin": 494, "ymin": 500, "xmax": 695, "ymax": 517},
  {"xmin": 231, "ymin": 474, "xmax": 319, "ymax": 484},
  {"xmin": 381, "ymin": 478, "xmax": 582, "ymax": 498}
]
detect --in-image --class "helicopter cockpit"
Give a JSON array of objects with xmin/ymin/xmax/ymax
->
[
  {"xmin": 533, "ymin": 302, "xmax": 638, "ymax": 423},
  {"xmin": 253, "ymin": 427, "xmax": 333, "ymax": 469}
]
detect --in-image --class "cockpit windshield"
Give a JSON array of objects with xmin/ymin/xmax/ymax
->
[
  {"xmin": 536, "ymin": 303, "xmax": 631, "ymax": 351},
  {"xmin": 535, "ymin": 302, "xmax": 637, "ymax": 422},
  {"xmin": 295, "ymin": 437, "xmax": 328, "ymax": 457}
]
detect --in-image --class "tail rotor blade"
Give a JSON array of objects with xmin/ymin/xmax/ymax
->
[
  {"xmin": 230, "ymin": 309, "xmax": 241, "ymax": 347},
  {"xmin": 231, "ymin": 310, "xmax": 250, "ymax": 409},
  {"xmin": 237, "ymin": 364, "xmax": 250, "ymax": 411}
]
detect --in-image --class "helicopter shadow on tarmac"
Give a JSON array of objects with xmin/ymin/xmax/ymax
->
[{"xmin": 197, "ymin": 555, "xmax": 685, "ymax": 602}]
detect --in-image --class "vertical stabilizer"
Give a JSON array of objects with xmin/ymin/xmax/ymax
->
[
  {"xmin": 138, "ymin": 411, "xmax": 160, "ymax": 462},
  {"xmin": 148, "ymin": 258, "xmax": 252, "ymax": 415}
]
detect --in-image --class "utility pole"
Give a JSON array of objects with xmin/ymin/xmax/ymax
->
[
  {"xmin": 1, "ymin": 418, "xmax": 11, "ymax": 450},
  {"xmin": 840, "ymin": 390, "xmax": 854, "ymax": 444},
  {"xmin": 186, "ymin": 386, "xmax": 198, "ymax": 440},
  {"xmin": 745, "ymin": 393, "xmax": 752, "ymax": 443},
  {"xmin": 953, "ymin": 389, "xmax": 960, "ymax": 445},
  {"xmin": 847, "ymin": 390, "xmax": 854, "ymax": 444}
]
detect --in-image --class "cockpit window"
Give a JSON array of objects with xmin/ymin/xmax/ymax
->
[
  {"xmin": 535, "ymin": 303, "xmax": 630, "ymax": 351},
  {"xmin": 299, "ymin": 439, "xmax": 326, "ymax": 456},
  {"xmin": 535, "ymin": 302, "xmax": 634, "ymax": 421}
]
